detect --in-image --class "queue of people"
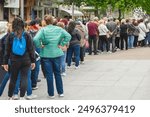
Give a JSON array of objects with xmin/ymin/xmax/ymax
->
[{"xmin": 0, "ymin": 15, "xmax": 150, "ymax": 100}]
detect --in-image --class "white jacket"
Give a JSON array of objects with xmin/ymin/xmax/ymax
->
[{"xmin": 138, "ymin": 22, "xmax": 147, "ymax": 41}]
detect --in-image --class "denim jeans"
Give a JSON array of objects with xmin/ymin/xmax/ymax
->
[
  {"xmin": 128, "ymin": 35, "xmax": 134, "ymax": 48},
  {"xmin": 41, "ymin": 57, "xmax": 63, "ymax": 96},
  {"xmin": 0, "ymin": 72, "xmax": 10, "ymax": 96},
  {"xmin": 31, "ymin": 60, "xmax": 40, "ymax": 87},
  {"xmin": 67, "ymin": 44, "xmax": 80, "ymax": 67},
  {"xmin": 60, "ymin": 51, "xmax": 67, "ymax": 73},
  {"xmin": 14, "ymin": 69, "xmax": 32, "ymax": 96},
  {"xmin": 145, "ymin": 32, "xmax": 150, "ymax": 45}
]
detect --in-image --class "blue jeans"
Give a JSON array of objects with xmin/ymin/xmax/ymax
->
[
  {"xmin": 145, "ymin": 32, "xmax": 150, "ymax": 44},
  {"xmin": 67, "ymin": 45, "xmax": 80, "ymax": 67},
  {"xmin": 128, "ymin": 35, "xmax": 134, "ymax": 48},
  {"xmin": 31, "ymin": 60, "xmax": 40, "ymax": 87},
  {"xmin": 41, "ymin": 57, "xmax": 63, "ymax": 96},
  {"xmin": 14, "ymin": 70, "xmax": 32, "ymax": 96},
  {"xmin": 0, "ymin": 72, "xmax": 10, "ymax": 96},
  {"xmin": 60, "ymin": 51, "xmax": 67, "ymax": 73}
]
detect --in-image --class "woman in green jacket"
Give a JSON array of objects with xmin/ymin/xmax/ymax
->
[{"xmin": 33, "ymin": 15, "xmax": 71, "ymax": 98}]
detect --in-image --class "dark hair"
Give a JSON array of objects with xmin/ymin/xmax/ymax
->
[
  {"xmin": 12, "ymin": 17, "xmax": 24, "ymax": 35},
  {"xmin": 67, "ymin": 21, "xmax": 76, "ymax": 34}
]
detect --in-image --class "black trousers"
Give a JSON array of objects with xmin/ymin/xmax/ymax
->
[
  {"xmin": 8, "ymin": 60, "xmax": 31, "ymax": 97},
  {"xmin": 120, "ymin": 34, "xmax": 128, "ymax": 50},
  {"xmin": 99, "ymin": 35, "xmax": 110, "ymax": 52},
  {"xmin": 88, "ymin": 35, "xmax": 97, "ymax": 54}
]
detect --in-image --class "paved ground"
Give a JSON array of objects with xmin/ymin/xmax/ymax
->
[{"xmin": 1, "ymin": 47, "xmax": 150, "ymax": 100}]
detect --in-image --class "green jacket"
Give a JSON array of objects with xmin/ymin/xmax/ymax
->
[{"xmin": 33, "ymin": 25, "xmax": 71, "ymax": 58}]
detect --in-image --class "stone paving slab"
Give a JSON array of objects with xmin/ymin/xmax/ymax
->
[{"xmin": 0, "ymin": 47, "xmax": 150, "ymax": 100}]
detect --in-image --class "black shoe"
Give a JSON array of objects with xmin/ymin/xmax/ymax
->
[
  {"xmin": 88, "ymin": 53, "xmax": 92, "ymax": 55},
  {"xmin": 94, "ymin": 53, "xmax": 98, "ymax": 55}
]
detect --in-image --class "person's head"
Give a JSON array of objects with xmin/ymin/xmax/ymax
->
[
  {"xmin": 121, "ymin": 19, "xmax": 126, "ymax": 24},
  {"xmin": 57, "ymin": 22, "xmax": 65, "ymax": 29},
  {"xmin": 44, "ymin": 15, "xmax": 54, "ymax": 25},
  {"xmin": 68, "ymin": 21, "xmax": 76, "ymax": 33},
  {"xmin": 99, "ymin": 20, "xmax": 105, "ymax": 24},
  {"xmin": 12, "ymin": 17, "xmax": 24, "ymax": 35}
]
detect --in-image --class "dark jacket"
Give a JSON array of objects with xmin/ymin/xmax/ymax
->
[
  {"xmin": 3, "ymin": 32, "xmax": 36, "ymax": 64},
  {"xmin": 69, "ymin": 29, "xmax": 81, "ymax": 47},
  {"xmin": 120, "ymin": 24, "xmax": 128, "ymax": 35},
  {"xmin": 0, "ymin": 34, "xmax": 8, "ymax": 65}
]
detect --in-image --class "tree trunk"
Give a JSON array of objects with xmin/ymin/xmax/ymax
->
[{"xmin": 118, "ymin": 8, "xmax": 122, "ymax": 20}]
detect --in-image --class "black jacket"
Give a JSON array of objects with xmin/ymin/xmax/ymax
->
[{"xmin": 3, "ymin": 32, "xmax": 36, "ymax": 64}]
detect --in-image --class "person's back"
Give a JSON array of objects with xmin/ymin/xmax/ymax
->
[
  {"xmin": 87, "ymin": 21, "xmax": 98, "ymax": 36},
  {"xmin": 106, "ymin": 20, "xmax": 117, "ymax": 32},
  {"xmin": 34, "ymin": 24, "xmax": 71, "ymax": 58}
]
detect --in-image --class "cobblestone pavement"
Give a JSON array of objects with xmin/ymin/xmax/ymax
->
[{"xmin": 1, "ymin": 47, "xmax": 150, "ymax": 100}]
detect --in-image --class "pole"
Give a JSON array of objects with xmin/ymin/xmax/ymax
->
[
  {"xmin": 72, "ymin": 2, "xmax": 74, "ymax": 20},
  {"xmin": 20, "ymin": 0, "xmax": 24, "ymax": 19}
]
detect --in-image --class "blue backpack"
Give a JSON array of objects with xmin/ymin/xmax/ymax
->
[{"xmin": 12, "ymin": 31, "xmax": 26, "ymax": 56}]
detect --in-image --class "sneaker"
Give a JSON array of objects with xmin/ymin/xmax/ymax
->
[
  {"xmin": 59, "ymin": 94, "xmax": 64, "ymax": 97},
  {"xmin": 80, "ymin": 61, "xmax": 85, "ymax": 64},
  {"xmin": 61, "ymin": 72, "xmax": 66, "ymax": 76},
  {"xmin": 48, "ymin": 95, "xmax": 55, "ymax": 99},
  {"xmin": 67, "ymin": 66, "xmax": 71, "ymax": 69},
  {"xmin": 75, "ymin": 66, "xmax": 80, "ymax": 69},
  {"xmin": 37, "ymin": 79, "xmax": 41, "ymax": 82},
  {"xmin": 13, "ymin": 94, "xmax": 19, "ymax": 100},
  {"xmin": 26, "ymin": 94, "xmax": 37, "ymax": 100},
  {"xmin": 32, "ymin": 86, "xmax": 38, "ymax": 90},
  {"xmin": 107, "ymin": 51, "xmax": 112, "ymax": 54},
  {"xmin": 20, "ymin": 97, "xmax": 26, "ymax": 100},
  {"xmin": 8, "ymin": 97, "xmax": 13, "ymax": 100}
]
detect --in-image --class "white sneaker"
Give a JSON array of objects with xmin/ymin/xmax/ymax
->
[
  {"xmin": 13, "ymin": 94, "xmax": 19, "ymax": 100},
  {"xmin": 48, "ymin": 95, "xmax": 55, "ymax": 99},
  {"xmin": 80, "ymin": 61, "xmax": 85, "ymax": 64},
  {"xmin": 26, "ymin": 94, "xmax": 37, "ymax": 100},
  {"xmin": 32, "ymin": 86, "xmax": 38, "ymax": 90},
  {"xmin": 59, "ymin": 94, "xmax": 64, "ymax": 97},
  {"xmin": 67, "ymin": 66, "xmax": 71, "ymax": 69},
  {"xmin": 107, "ymin": 51, "xmax": 112, "ymax": 54},
  {"xmin": 20, "ymin": 97, "xmax": 26, "ymax": 100},
  {"xmin": 8, "ymin": 97, "xmax": 13, "ymax": 100},
  {"xmin": 61, "ymin": 72, "xmax": 66, "ymax": 76},
  {"xmin": 75, "ymin": 66, "xmax": 80, "ymax": 69}
]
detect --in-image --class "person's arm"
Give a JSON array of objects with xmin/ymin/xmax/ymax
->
[
  {"xmin": 33, "ymin": 28, "xmax": 44, "ymax": 48},
  {"xmin": 59, "ymin": 29, "xmax": 71, "ymax": 47}
]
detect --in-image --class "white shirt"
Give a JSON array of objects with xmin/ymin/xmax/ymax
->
[{"xmin": 98, "ymin": 24, "xmax": 109, "ymax": 36}]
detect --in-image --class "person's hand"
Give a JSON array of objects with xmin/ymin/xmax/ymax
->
[
  {"xmin": 58, "ymin": 45, "xmax": 67, "ymax": 51},
  {"xmin": 3, "ymin": 64, "xmax": 8, "ymax": 71},
  {"xmin": 31, "ymin": 63, "xmax": 35, "ymax": 70}
]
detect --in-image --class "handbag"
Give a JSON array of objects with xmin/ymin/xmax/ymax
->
[{"xmin": 85, "ymin": 40, "xmax": 89, "ymax": 48}]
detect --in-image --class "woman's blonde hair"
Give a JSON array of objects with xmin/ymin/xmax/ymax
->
[{"xmin": 44, "ymin": 15, "xmax": 54, "ymax": 25}]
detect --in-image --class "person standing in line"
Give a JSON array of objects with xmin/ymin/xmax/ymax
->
[
  {"xmin": 138, "ymin": 19, "xmax": 147, "ymax": 47},
  {"xmin": 98, "ymin": 20, "xmax": 111, "ymax": 53},
  {"xmin": 87, "ymin": 18, "xmax": 99, "ymax": 55},
  {"xmin": 33, "ymin": 15, "xmax": 71, "ymax": 98},
  {"xmin": 67, "ymin": 21, "xmax": 81, "ymax": 69},
  {"xmin": 3, "ymin": 17, "xmax": 36, "ymax": 100},
  {"xmin": 120, "ymin": 19, "xmax": 128, "ymax": 50},
  {"xmin": 57, "ymin": 22, "xmax": 68, "ymax": 76},
  {"xmin": 106, "ymin": 17, "xmax": 117, "ymax": 53}
]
